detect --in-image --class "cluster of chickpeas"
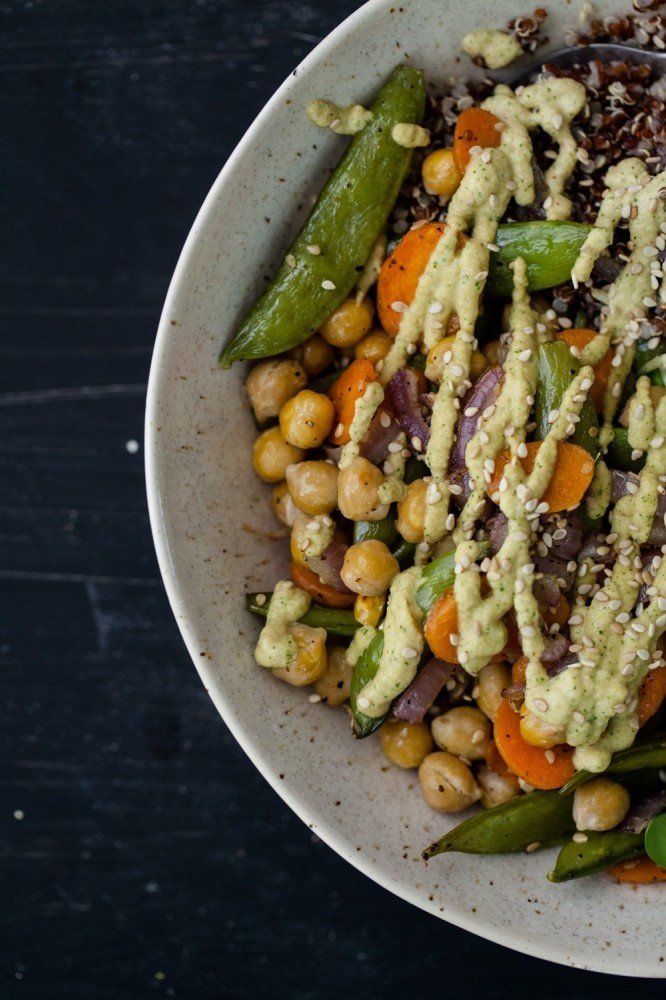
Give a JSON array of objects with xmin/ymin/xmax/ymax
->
[{"xmin": 246, "ymin": 239, "xmax": 633, "ymax": 829}]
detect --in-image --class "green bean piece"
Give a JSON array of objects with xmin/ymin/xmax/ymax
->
[
  {"xmin": 535, "ymin": 342, "xmax": 598, "ymax": 457},
  {"xmin": 393, "ymin": 539, "xmax": 416, "ymax": 567},
  {"xmin": 559, "ymin": 736, "xmax": 666, "ymax": 795},
  {"xmin": 487, "ymin": 221, "xmax": 591, "ymax": 298},
  {"xmin": 220, "ymin": 66, "xmax": 426, "ymax": 366},
  {"xmin": 651, "ymin": 368, "xmax": 666, "ymax": 388},
  {"xmin": 416, "ymin": 542, "xmax": 490, "ymax": 614},
  {"xmin": 607, "ymin": 426, "xmax": 645, "ymax": 474},
  {"xmin": 353, "ymin": 516, "xmax": 399, "ymax": 547},
  {"xmin": 350, "ymin": 632, "xmax": 386, "ymax": 737},
  {"xmin": 245, "ymin": 593, "xmax": 359, "ymax": 637},
  {"xmin": 547, "ymin": 830, "xmax": 645, "ymax": 883},
  {"xmin": 423, "ymin": 789, "xmax": 575, "ymax": 858}
]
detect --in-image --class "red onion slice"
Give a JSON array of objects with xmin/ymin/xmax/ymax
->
[
  {"xmin": 359, "ymin": 408, "xmax": 402, "ymax": 465},
  {"xmin": 392, "ymin": 658, "xmax": 454, "ymax": 723},
  {"xmin": 620, "ymin": 790, "xmax": 666, "ymax": 835},
  {"xmin": 386, "ymin": 368, "xmax": 430, "ymax": 448},
  {"xmin": 307, "ymin": 541, "xmax": 353, "ymax": 594},
  {"xmin": 611, "ymin": 470, "xmax": 666, "ymax": 546},
  {"xmin": 451, "ymin": 365, "xmax": 504, "ymax": 470}
]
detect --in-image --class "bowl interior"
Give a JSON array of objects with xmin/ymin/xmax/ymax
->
[{"xmin": 146, "ymin": 0, "xmax": 664, "ymax": 976}]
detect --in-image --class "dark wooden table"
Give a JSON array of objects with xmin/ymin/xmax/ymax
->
[{"xmin": 3, "ymin": 2, "xmax": 664, "ymax": 996}]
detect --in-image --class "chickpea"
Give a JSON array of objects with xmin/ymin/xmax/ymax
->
[
  {"xmin": 286, "ymin": 461, "xmax": 338, "ymax": 515},
  {"xmin": 337, "ymin": 457, "xmax": 390, "ymax": 522},
  {"xmin": 572, "ymin": 778, "xmax": 630, "ymax": 832},
  {"xmin": 354, "ymin": 329, "xmax": 393, "ymax": 365},
  {"xmin": 425, "ymin": 335, "xmax": 488, "ymax": 384},
  {"xmin": 271, "ymin": 624, "xmax": 327, "ymax": 687},
  {"xmin": 271, "ymin": 480, "xmax": 301, "ymax": 527},
  {"xmin": 289, "ymin": 334, "xmax": 335, "ymax": 377},
  {"xmin": 253, "ymin": 427, "xmax": 305, "ymax": 483},
  {"xmin": 380, "ymin": 719, "xmax": 433, "ymax": 769},
  {"xmin": 476, "ymin": 661, "xmax": 511, "ymax": 722},
  {"xmin": 341, "ymin": 540, "xmax": 399, "ymax": 596},
  {"xmin": 418, "ymin": 751, "xmax": 481, "ymax": 812},
  {"xmin": 431, "ymin": 706, "xmax": 491, "ymax": 761},
  {"xmin": 320, "ymin": 297, "xmax": 374, "ymax": 348},
  {"xmin": 353, "ymin": 594, "xmax": 386, "ymax": 628},
  {"xmin": 519, "ymin": 711, "xmax": 565, "ymax": 750},
  {"xmin": 289, "ymin": 515, "xmax": 320, "ymax": 566},
  {"xmin": 314, "ymin": 646, "xmax": 352, "ymax": 706},
  {"xmin": 476, "ymin": 764, "xmax": 520, "ymax": 809},
  {"xmin": 245, "ymin": 359, "xmax": 307, "ymax": 423},
  {"xmin": 481, "ymin": 338, "xmax": 503, "ymax": 367},
  {"xmin": 279, "ymin": 389, "xmax": 334, "ymax": 449},
  {"xmin": 396, "ymin": 479, "xmax": 427, "ymax": 543},
  {"xmin": 421, "ymin": 148, "xmax": 462, "ymax": 200}
]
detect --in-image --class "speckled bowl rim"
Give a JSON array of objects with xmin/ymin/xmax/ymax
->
[{"xmin": 146, "ymin": 0, "xmax": 664, "ymax": 976}]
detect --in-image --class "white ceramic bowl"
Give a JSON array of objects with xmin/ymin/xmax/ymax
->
[{"xmin": 146, "ymin": 0, "xmax": 665, "ymax": 976}]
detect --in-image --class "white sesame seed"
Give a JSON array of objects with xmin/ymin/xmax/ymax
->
[
  {"xmin": 306, "ymin": 244, "xmax": 321, "ymax": 255},
  {"xmin": 255, "ymin": 593, "xmax": 267, "ymax": 607},
  {"xmin": 379, "ymin": 411, "xmax": 392, "ymax": 428},
  {"xmin": 322, "ymin": 279, "xmax": 336, "ymax": 290},
  {"xmin": 533, "ymin": 697, "xmax": 548, "ymax": 712},
  {"xmin": 390, "ymin": 300, "xmax": 408, "ymax": 313},
  {"xmin": 572, "ymin": 832, "xmax": 588, "ymax": 844},
  {"xmin": 573, "ymin": 710, "xmax": 585, "ymax": 724},
  {"xmin": 525, "ymin": 841, "xmax": 541, "ymax": 853},
  {"xmin": 486, "ymin": 242, "xmax": 500, "ymax": 253},
  {"xmin": 286, "ymin": 254, "xmax": 296, "ymax": 268},
  {"xmin": 402, "ymin": 646, "xmax": 418, "ymax": 659},
  {"xmin": 357, "ymin": 696, "xmax": 370, "ymax": 709}
]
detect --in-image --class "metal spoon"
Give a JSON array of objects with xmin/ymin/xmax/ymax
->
[{"xmin": 502, "ymin": 42, "xmax": 666, "ymax": 88}]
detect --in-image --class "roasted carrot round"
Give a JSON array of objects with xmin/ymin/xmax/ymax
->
[
  {"xmin": 453, "ymin": 107, "xmax": 502, "ymax": 173},
  {"xmin": 555, "ymin": 328, "xmax": 612, "ymax": 412},
  {"xmin": 377, "ymin": 221, "xmax": 446, "ymax": 336},
  {"xmin": 609, "ymin": 856, "xmax": 666, "ymax": 884},
  {"xmin": 636, "ymin": 665, "xmax": 666, "ymax": 728},
  {"xmin": 485, "ymin": 739, "xmax": 515, "ymax": 780},
  {"xmin": 487, "ymin": 441, "xmax": 595, "ymax": 513},
  {"xmin": 327, "ymin": 358, "xmax": 377, "ymax": 445},
  {"xmin": 494, "ymin": 698, "xmax": 575, "ymax": 790},
  {"xmin": 290, "ymin": 560, "xmax": 355, "ymax": 609},
  {"xmin": 424, "ymin": 588, "xmax": 459, "ymax": 663}
]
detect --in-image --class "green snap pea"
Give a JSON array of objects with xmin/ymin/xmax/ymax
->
[
  {"xmin": 559, "ymin": 736, "xmax": 666, "ymax": 795},
  {"xmin": 245, "ymin": 593, "xmax": 358, "ymax": 638},
  {"xmin": 535, "ymin": 341, "xmax": 598, "ymax": 457},
  {"xmin": 220, "ymin": 66, "xmax": 426, "ymax": 366},
  {"xmin": 350, "ymin": 632, "xmax": 385, "ymax": 737},
  {"xmin": 487, "ymin": 221, "xmax": 591, "ymax": 298},
  {"xmin": 607, "ymin": 426, "xmax": 645, "ymax": 474},
  {"xmin": 548, "ymin": 830, "xmax": 644, "ymax": 883},
  {"xmin": 415, "ymin": 542, "xmax": 490, "ymax": 614},
  {"xmin": 354, "ymin": 516, "xmax": 399, "ymax": 547},
  {"xmin": 423, "ymin": 789, "xmax": 575, "ymax": 858},
  {"xmin": 393, "ymin": 539, "xmax": 416, "ymax": 566}
]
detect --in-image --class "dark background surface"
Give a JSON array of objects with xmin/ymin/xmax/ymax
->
[{"xmin": 3, "ymin": 2, "xmax": 664, "ymax": 997}]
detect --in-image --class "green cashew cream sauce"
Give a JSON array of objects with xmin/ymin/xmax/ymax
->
[
  {"xmin": 254, "ymin": 581, "xmax": 312, "ymax": 668},
  {"xmin": 258, "ymin": 71, "xmax": 666, "ymax": 768},
  {"xmin": 461, "ymin": 29, "xmax": 523, "ymax": 70},
  {"xmin": 306, "ymin": 99, "xmax": 373, "ymax": 135}
]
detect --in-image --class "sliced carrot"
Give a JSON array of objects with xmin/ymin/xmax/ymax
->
[
  {"xmin": 609, "ymin": 856, "xmax": 666, "ymax": 884},
  {"xmin": 377, "ymin": 222, "xmax": 446, "ymax": 336},
  {"xmin": 485, "ymin": 739, "xmax": 517, "ymax": 783},
  {"xmin": 555, "ymin": 328, "xmax": 612, "ymax": 412},
  {"xmin": 290, "ymin": 560, "xmax": 355, "ymax": 609},
  {"xmin": 511, "ymin": 655, "xmax": 528, "ymax": 687},
  {"xmin": 487, "ymin": 441, "xmax": 595, "ymax": 513},
  {"xmin": 424, "ymin": 588, "xmax": 459, "ymax": 664},
  {"xmin": 453, "ymin": 107, "xmax": 503, "ymax": 173},
  {"xmin": 494, "ymin": 698, "xmax": 575, "ymax": 790},
  {"xmin": 636, "ymin": 666, "xmax": 666, "ymax": 728},
  {"xmin": 328, "ymin": 358, "xmax": 377, "ymax": 445}
]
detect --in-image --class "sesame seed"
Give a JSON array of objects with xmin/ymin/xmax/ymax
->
[
  {"xmin": 322, "ymin": 279, "xmax": 336, "ymax": 290},
  {"xmin": 534, "ymin": 697, "xmax": 548, "ymax": 712},
  {"xmin": 573, "ymin": 711, "xmax": 585, "ymax": 725},
  {"xmin": 255, "ymin": 594, "xmax": 267, "ymax": 607},
  {"xmin": 471, "ymin": 729, "xmax": 485, "ymax": 745},
  {"xmin": 486, "ymin": 242, "xmax": 500, "ymax": 253},
  {"xmin": 518, "ymin": 349, "xmax": 532, "ymax": 362},
  {"xmin": 545, "ymin": 750, "xmax": 556, "ymax": 765},
  {"xmin": 402, "ymin": 646, "xmax": 418, "ymax": 659},
  {"xmin": 475, "ymin": 270, "xmax": 489, "ymax": 282},
  {"xmin": 525, "ymin": 841, "xmax": 541, "ymax": 853},
  {"xmin": 286, "ymin": 254, "xmax": 296, "ymax": 268},
  {"xmin": 548, "ymin": 409, "xmax": 560, "ymax": 423},
  {"xmin": 412, "ymin": 436, "xmax": 423, "ymax": 452},
  {"xmin": 651, "ymin": 436, "xmax": 664, "ymax": 449},
  {"xmin": 379, "ymin": 411, "xmax": 391, "ymax": 428},
  {"xmin": 308, "ymin": 693, "xmax": 322, "ymax": 703},
  {"xmin": 357, "ymin": 696, "xmax": 370, "ymax": 709},
  {"xmin": 572, "ymin": 832, "xmax": 588, "ymax": 844},
  {"xmin": 334, "ymin": 423, "xmax": 344, "ymax": 438},
  {"xmin": 450, "ymin": 364, "xmax": 463, "ymax": 378},
  {"xmin": 306, "ymin": 244, "xmax": 321, "ymax": 255},
  {"xmin": 445, "ymin": 513, "xmax": 455, "ymax": 531},
  {"xmin": 390, "ymin": 300, "xmax": 408, "ymax": 313}
]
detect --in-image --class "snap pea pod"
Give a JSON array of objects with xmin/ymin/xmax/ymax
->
[
  {"xmin": 350, "ymin": 632, "xmax": 385, "ymax": 737},
  {"xmin": 353, "ymin": 516, "xmax": 399, "ymax": 547},
  {"xmin": 534, "ymin": 341, "xmax": 598, "ymax": 457},
  {"xmin": 487, "ymin": 221, "xmax": 591, "ymax": 298},
  {"xmin": 559, "ymin": 736, "xmax": 666, "ymax": 795},
  {"xmin": 245, "ymin": 593, "xmax": 359, "ymax": 637},
  {"xmin": 548, "ymin": 830, "xmax": 644, "ymax": 883},
  {"xmin": 393, "ymin": 539, "xmax": 416, "ymax": 566},
  {"xmin": 415, "ymin": 542, "xmax": 490, "ymax": 614},
  {"xmin": 220, "ymin": 66, "xmax": 426, "ymax": 367},
  {"xmin": 423, "ymin": 789, "xmax": 575, "ymax": 858},
  {"xmin": 607, "ymin": 426, "xmax": 645, "ymax": 474}
]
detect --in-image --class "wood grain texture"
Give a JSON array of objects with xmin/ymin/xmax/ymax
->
[{"xmin": 2, "ymin": 1, "xmax": 663, "ymax": 997}]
